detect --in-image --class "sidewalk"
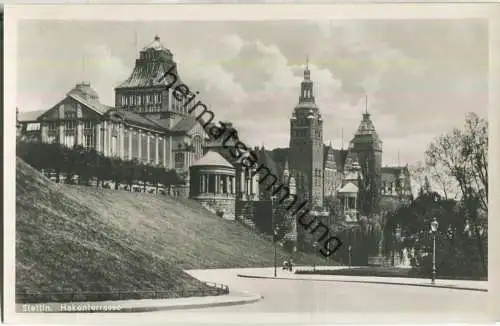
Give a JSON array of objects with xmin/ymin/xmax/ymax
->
[
  {"xmin": 16, "ymin": 291, "xmax": 262, "ymax": 313},
  {"xmin": 236, "ymin": 267, "xmax": 488, "ymax": 292}
]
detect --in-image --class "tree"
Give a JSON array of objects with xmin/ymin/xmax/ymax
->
[{"xmin": 425, "ymin": 112, "xmax": 488, "ymax": 276}]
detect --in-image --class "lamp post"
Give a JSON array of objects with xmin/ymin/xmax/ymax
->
[
  {"xmin": 313, "ymin": 241, "xmax": 318, "ymax": 272},
  {"xmin": 430, "ymin": 217, "xmax": 439, "ymax": 285},
  {"xmin": 274, "ymin": 226, "xmax": 279, "ymax": 277},
  {"xmin": 348, "ymin": 245, "xmax": 352, "ymax": 269}
]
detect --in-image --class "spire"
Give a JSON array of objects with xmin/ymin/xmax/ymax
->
[
  {"xmin": 341, "ymin": 128, "xmax": 344, "ymax": 150},
  {"xmin": 304, "ymin": 55, "xmax": 311, "ymax": 81},
  {"xmin": 283, "ymin": 159, "xmax": 290, "ymax": 184},
  {"xmin": 365, "ymin": 94, "xmax": 368, "ymax": 115}
]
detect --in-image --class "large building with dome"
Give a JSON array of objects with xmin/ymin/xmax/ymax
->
[{"xmin": 17, "ymin": 36, "xmax": 208, "ymax": 195}]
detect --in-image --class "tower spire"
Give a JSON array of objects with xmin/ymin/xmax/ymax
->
[
  {"xmin": 341, "ymin": 128, "xmax": 344, "ymax": 150},
  {"xmin": 365, "ymin": 94, "xmax": 368, "ymax": 115},
  {"xmin": 306, "ymin": 54, "xmax": 309, "ymax": 70}
]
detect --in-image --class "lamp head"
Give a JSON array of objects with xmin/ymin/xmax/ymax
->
[{"xmin": 430, "ymin": 217, "xmax": 439, "ymax": 232}]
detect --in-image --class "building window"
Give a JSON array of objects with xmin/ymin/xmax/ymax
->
[
  {"xmin": 48, "ymin": 122, "xmax": 57, "ymax": 131},
  {"xmin": 65, "ymin": 120, "xmax": 76, "ymax": 130},
  {"xmin": 26, "ymin": 123, "xmax": 40, "ymax": 132},
  {"xmin": 84, "ymin": 134, "xmax": 94, "ymax": 148},
  {"xmin": 84, "ymin": 121, "xmax": 92, "ymax": 130},
  {"xmin": 175, "ymin": 152, "xmax": 184, "ymax": 169},
  {"xmin": 111, "ymin": 136, "xmax": 117, "ymax": 156}
]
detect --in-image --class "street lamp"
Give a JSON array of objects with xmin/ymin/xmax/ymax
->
[
  {"xmin": 274, "ymin": 226, "xmax": 279, "ymax": 277},
  {"xmin": 313, "ymin": 242, "xmax": 318, "ymax": 272},
  {"xmin": 348, "ymin": 245, "xmax": 352, "ymax": 269},
  {"xmin": 430, "ymin": 217, "xmax": 439, "ymax": 285}
]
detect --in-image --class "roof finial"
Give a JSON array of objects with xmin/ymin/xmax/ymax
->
[
  {"xmin": 154, "ymin": 35, "xmax": 160, "ymax": 41},
  {"xmin": 365, "ymin": 94, "xmax": 368, "ymax": 115},
  {"xmin": 397, "ymin": 150, "xmax": 401, "ymax": 166},
  {"xmin": 306, "ymin": 54, "xmax": 309, "ymax": 70}
]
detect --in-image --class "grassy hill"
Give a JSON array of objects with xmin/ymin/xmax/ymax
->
[{"xmin": 16, "ymin": 158, "xmax": 335, "ymax": 303}]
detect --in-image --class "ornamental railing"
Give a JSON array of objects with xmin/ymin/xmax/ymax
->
[{"xmin": 16, "ymin": 282, "xmax": 229, "ymax": 304}]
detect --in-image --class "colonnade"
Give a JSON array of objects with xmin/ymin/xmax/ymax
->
[{"xmin": 199, "ymin": 173, "xmax": 236, "ymax": 195}]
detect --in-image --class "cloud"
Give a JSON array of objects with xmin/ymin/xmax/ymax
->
[
  {"xmin": 16, "ymin": 20, "xmax": 487, "ymax": 167},
  {"xmin": 84, "ymin": 44, "xmax": 130, "ymax": 106}
]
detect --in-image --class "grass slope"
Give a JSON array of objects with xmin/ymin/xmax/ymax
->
[
  {"xmin": 16, "ymin": 158, "xmax": 334, "ymax": 302},
  {"xmin": 16, "ymin": 158, "xmax": 222, "ymax": 303}
]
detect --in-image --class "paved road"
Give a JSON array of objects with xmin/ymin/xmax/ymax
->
[
  {"xmin": 11, "ymin": 268, "xmax": 491, "ymax": 324},
  {"xmin": 184, "ymin": 268, "xmax": 488, "ymax": 314}
]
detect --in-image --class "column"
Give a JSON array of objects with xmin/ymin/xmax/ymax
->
[
  {"xmin": 155, "ymin": 135, "xmax": 159, "ymax": 165},
  {"xmin": 252, "ymin": 173, "xmax": 259, "ymax": 197},
  {"xmin": 232, "ymin": 176, "xmax": 236, "ymax": 194},
  {"xmin": 240, "ymin": 170, "xmax": 245, "ymax": 196},
  {"xmin": 108, "ymin": 122, "xmax": 113, "ymax": 156},
  {"xmin": 103, "ymin": 120, "xmax": 108, "ymax": 156},
  {"xmin": 96, "ymin": 122, "xmax": 101, "ymax": 152},
  {"xmin": 128, "ymin": 128, "xmax": 132, "ymax": 160},
  {"xmin": 41, "ymin": 124, "xmax": 48, "ymax": 143},
  {"xmin": 163, "ymin": 136, "xmax": 167, "ymax": 168},
  {"xmin": 120, "ymin": 124, "xmax": 125, "ymax": 159},
  {"xmin": 76, "ymin": 103, "xmax": 83, "ymax": 146},
  {"xmin": 206, "ymin": 175, "xmax": 210, "ymax": 193},
  {"xmin": 138, "ymin": 130, "xmax": 142, "ymax": 160},
  {"xmin": 214, "ymin": 175, "xmax": 218, "ymax": 194},
  {"xmin": 58, "ymin": 104, "xmax": 64, "ymax": 145},
  {"xmin": 200, "ymin": 174, "xmax": 204, "ymax": 194},
  {"xmin": 147, "ymin": 133, "xmax": 151, "ymax": 164},
  {"xmin": 226, "ymin": 175, "xmax": 231, "ymax": 194}
]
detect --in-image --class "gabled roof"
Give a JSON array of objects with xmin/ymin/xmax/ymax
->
[
  {"xmin": 338, "ymin": 182, "xmax": 359, "ymax": 194},
  {"xmin": 67, "ymin": 93, "xmax": 112, "ymax": 115},
  {"xmin": 192, "ymin": 150, "xmax": 234, "ymax": 168},
  {"xmin": 171, "ymin": 116, "xmax": 199, "ymax": 133},
  {"xmin": 18, "ymin": 110, "xmax": 45, "ymax": 122},
  {"xmin": 253, "ymin": 149, "xmax": 280, "ymax": 177},
  {"xmin": 110, "ymin": 109, "xmax": 165, "ymax": 130}
]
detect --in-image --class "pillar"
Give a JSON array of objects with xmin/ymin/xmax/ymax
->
[
  {"xmin": 120, "ymin": 124, "xmax": 125, "ymax": 159},
  {"xmin": 146, "ymin": 133, "xmax": 151, "ymax": 164},
  {"xmin": 41, "ymin": 124, "xmax": 48, "ymax": 143},
  {"xmin": 96, "ymin": 122, "xmax": 101, "ymax": 152},
  {"xmin": 240, "ymin": 170, "xmax": 244, "ymax": 193},
  {"xmin": 103, "ymin": 121, "xmax": 108, "ymax": 156},
  {"xmin": 155, "ymin": 135, "xmax": 159, "ymax": 165},
  {"xmin": 252, "ymin": 173, "xmax": 258, "ymax": 197},
  {"xmin": 163, "ymin": 136, "xmax": 167, "ymax": 168},
  {"xmin": 232, "ymin": 176, "xmax": 236, "ymax": 194},
  {"xmin": 138, "ymin": 130, "xmax": 142, "ymax": 161},
  {"xmin": 108, "ymin": 122, "xmax": 113, "ymax": 156},
  {"xmin": 58, "ymin": 104, "xmax": 64, "ymax": 145},
  {"xmin": 200, "ymin": 174, "xmax": 204, "ymax": 194},
  {"xmin": 76, "ymin": 103, "xmax": 83, "ymax": 146},
  {"xmin": 128, "ymin": 128, "xmax": 132, "ymax": 160}
]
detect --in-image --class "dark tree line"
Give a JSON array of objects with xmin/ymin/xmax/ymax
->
[{"xmin": 17, "ymin": 141, "xmax": 185, "ymax": 194}]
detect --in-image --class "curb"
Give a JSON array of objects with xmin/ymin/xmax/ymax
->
[
  {"xmin": 116, "ymin": 292, "xmax": 263, "ymax": 312},
  {"xmin": 16, "ymin": 291, "xmax": 263, "ymax": 313},
  {"xmin": 237, "ymin": 274, "xmax": 487, "ymax": 292}
]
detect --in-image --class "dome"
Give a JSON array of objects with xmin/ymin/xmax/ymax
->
[
  {"xmin": 67, "ymin": 82, "xmax": 100, "ymax": 102},
  {"xmin": 192, "ymin": 151, "xmax": 234, "ymax": 169}
]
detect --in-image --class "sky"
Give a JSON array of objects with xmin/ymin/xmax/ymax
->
[{"xmin": 16, "ymin": 19, "xmax": 488, "ymax": 167}]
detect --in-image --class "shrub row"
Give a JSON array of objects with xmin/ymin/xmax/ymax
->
[{"xmin": 17, "ymin": 141, "xmax": 185, "ymax": 191}]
